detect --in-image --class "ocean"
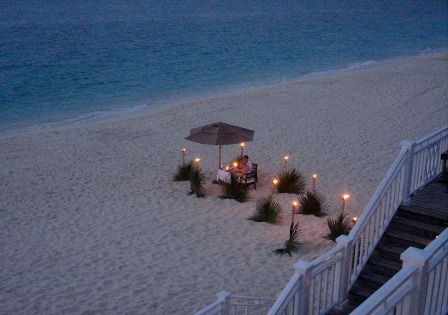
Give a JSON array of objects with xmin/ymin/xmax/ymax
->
[{"xmin": 1, "ymin": 0, "xmax": 447, "ymax": 135}]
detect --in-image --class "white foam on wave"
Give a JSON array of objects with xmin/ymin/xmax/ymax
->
[{"xmin": 1, "ymin": 104, "xmax": 149, "ymax": 137}]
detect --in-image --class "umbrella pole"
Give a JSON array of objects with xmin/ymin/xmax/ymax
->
[{"xmin": 218, "ymin": 145, "xmax": 221, "ymax": 169}]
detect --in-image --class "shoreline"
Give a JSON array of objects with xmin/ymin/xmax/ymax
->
[
  {"xmin": 1, "ymin": 52, "xmax": 447, "ymax": 314},
  {"xmin": 2, "ymin": 48, "xmax": 447, "ymax": 139}
]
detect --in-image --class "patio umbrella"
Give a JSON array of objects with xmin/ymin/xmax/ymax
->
[{"xmin": 185, "ymin": 122, "xmax": 254, "ymax": 168}]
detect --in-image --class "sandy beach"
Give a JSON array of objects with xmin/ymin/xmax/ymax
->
[{"xmin": 1, "ymin": 52, "xmax": 447, "ymax": 314}]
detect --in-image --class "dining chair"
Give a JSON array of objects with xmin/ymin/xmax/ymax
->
[
  {"xmin": 251, "ymin": 163, "xmax": 258, "ymax": 183},
  {"xmin": 238, "ymin": 171, "xmax": 257, "ymax": 190}
]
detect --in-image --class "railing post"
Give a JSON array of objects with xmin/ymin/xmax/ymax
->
[
  {"xmin": 335, "ymin": 236, "xmax": 354, "ymax": 307},
  {"xmin": 294, "ymin": 260, "xmax": 313, "ymax": 315},
  {"xmin": 400, "ymin": 247, "xmax": 429, "ymax": 315},
  {"xmin": 216, "ymin": 290, "xmax": 232, "ymax": 315},
  {"xmin": 401, "ymin": 140, "xmax": 415, "ymax": 202}
]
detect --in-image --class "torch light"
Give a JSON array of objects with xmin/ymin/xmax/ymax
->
[
  {"xmin": 292, "ymin": 201, "xmax": 298, "ymax": 224},
  {"xmin": 182, "ymin": 148, "xmax": 186, "ymax": 166},
  {"xmin": 342, "ymin": 194, "xmax": 350, "ymax": 213}
]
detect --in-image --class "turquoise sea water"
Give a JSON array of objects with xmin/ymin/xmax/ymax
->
[{"xmin": 1, "ymin": 0, "xmax": 447, "ymax": 135}]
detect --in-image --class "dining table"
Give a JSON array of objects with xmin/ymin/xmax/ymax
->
[{"xmin": 216, "ymin": 168, "xmax": 231, "ymax": 184}]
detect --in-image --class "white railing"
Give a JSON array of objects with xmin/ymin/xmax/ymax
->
[
  {"xmin": 268, "ymin": 246, "xmax": 345, "ymax": 315},
  {"xmin": 194, "ymin": 124, "xmax": 448, "ymax": 315},
  {"xmin": 339, "ymin": 124, "xmax": 448, "ymax": 291},
  {"xmin": 194, "ymin": 291, "xmax": 276, "ymax": 315},
  {"xmin": 350, "ymin": 228, "xmax": 448, "ymax": 315}
]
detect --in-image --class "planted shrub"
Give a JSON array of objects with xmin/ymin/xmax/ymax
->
[
  {"xmin": 187, "ymin": 166, "xmax": 205, "ymax": 198},
  {"xmin": 220, "ymin": 173, "xmax": 248, "ymax": 203},
  {"xmin": 327, "ymin": 212, "xmax": 353, "ymax": 241},
  {"xmin": 298, "ymin": 191, "xmax": 328, "ymax": 217},
  {"xmin": 173, "ymin": 161, "xmax": 194, "ymax": 181},
  {"xmin": 249, "ymin": 195, "xmax": 283, "ymax": 223},
  {"xmin": 276, "ymin": 168, "xmax": 306, "ymax": 194},
  {"xmin": 273, "ymin": 221, "xmax": 301, "ymax": 257}
]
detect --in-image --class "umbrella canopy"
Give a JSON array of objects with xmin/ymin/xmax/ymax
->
[{"xmin": 185, "ymin": 122, "xmax": 254, "ymax": 167}]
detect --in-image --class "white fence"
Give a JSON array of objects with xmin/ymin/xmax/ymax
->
[{"xmin": 195, "ymin": 125, "xmax": 448, "ymax": 315}]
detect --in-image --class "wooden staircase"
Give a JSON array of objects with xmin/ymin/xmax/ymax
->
[{"xmin": 327, "ymin": 180, "xmax": 448, "ymax": 315}]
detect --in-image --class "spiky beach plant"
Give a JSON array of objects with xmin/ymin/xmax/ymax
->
[
  {"xmin": 327, "ymin": 212, "xmax": 353, "ymax": 242},
  {"xmin": 220, "ymin": 173, "xmax": 248, "ymax": 203},
  {"xmin": 273, "ymin": 221, "xmax": 301, "ymax": 257},
  {"xmin": 249, "ymin": 195, "xmax": 283, "ymax": 223},
  {"xmin": 276, "ymin": 168, "xmax": 306, "ymax": 194},
  {"xmin": 187, "ymin": 166, "xmax": 205, "ymax": 198},
  {"xmin": 298, "ymin": 191, "xmax": 328, "ymax": 217},
  {"xmin": 173, "ymin": 161, "xmax": 194, "ymax": 181}
]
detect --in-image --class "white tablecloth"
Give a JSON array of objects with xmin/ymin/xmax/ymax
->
[{"xmin": 216, "ymin": 169, "xmax": 231, "ymax": 183}]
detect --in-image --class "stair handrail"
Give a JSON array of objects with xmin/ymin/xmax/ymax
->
[
  {"xmin": 349, "ymin": 227, "xmax": 448, "ymax": 315},
  {"xmin": 338, "ymin": 124, "xmax": 448, "ymax": 293}
]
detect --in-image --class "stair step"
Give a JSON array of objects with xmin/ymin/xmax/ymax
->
[
  {"xmin": 350, "ymin": 283, "xmax": 375, "ymax": 298},
  {"xmin": 373, "ymin": 244, "xmax": 403, "ymax": 263},
  {"xmin": 392, "ymin": 216, "xmax": 446, "ymax": 234},
  {"xmin": 384, "ymin": 230, "xmax": 432, "ymax": 248},
  {"xmin": 358, "ymin": 270, "xmax": 391, "ymax": 286},
  {"xmin": 376, "ymin": 244, "xmax": 405, "ymax": 256},
  {"xmin": 399, "ymin": 205, "xmax": 447, "ymax": 222},
  {"xmin": 367, "ymin": 256, "xmax": 402, "ymax": 272},
  {"xmin": 362, "ymin": 262, "xmax": 398, "ymax": 278}
]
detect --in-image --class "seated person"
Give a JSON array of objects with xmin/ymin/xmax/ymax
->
[{"xmin": 236, "ymin": 160, "xmax": 251, "ymax": 178}]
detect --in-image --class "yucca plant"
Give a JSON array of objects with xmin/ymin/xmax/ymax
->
[
  {"xmin": 327, "ymin": 212, "xmax": 353, "ymax": 242},
  {"xmin": 248, "ymin": 195, "xmax": 283, "ymax": 223},
  {"xmin": 273, "ymin": 221, "xmax": 301, "ymax": 257},
  {"xmin": 187, "ymin": 166, "xmax": 205, "ymax": 198},
  {"xmin": 220, "ymin": 173, "xmax": 248, "ymax": 203},
  {"xmin": 298, "ymin": 191, "xmax": 328, "ymax": 217},
  {"xmin": 173, "ymin": 161, "xmax": 194, "ymax": 181},
  {"xmin": 276, "ymin": 168, "xmax": 306, "ymax": 194}
]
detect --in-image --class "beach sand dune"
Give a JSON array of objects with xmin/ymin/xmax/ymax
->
[{"xmin": 1, "ymin": 53, "xmax": 447, "ymax": 314}]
